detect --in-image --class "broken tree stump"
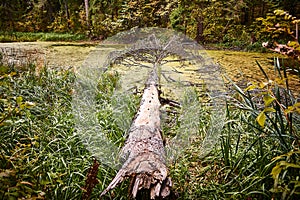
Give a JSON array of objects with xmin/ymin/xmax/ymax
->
[{"xmin": 100, "ymin": 64, "xmax": 172, "ymax": 199}]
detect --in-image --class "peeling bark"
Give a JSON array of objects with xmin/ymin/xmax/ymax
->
[{"xmin": 100, "ymin": 64, "xmax": 172, "ymax": 199}]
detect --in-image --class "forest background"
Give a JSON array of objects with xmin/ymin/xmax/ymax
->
[{"xmin": 1, "ymin": 0, "xmax": 300, "ymax": 48}]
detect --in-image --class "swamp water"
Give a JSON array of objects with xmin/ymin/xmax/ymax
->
[{"xmin": 1, "ymin": 41, "xmax": 298, "ymax": 97}]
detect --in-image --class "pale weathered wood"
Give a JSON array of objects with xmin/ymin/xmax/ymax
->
[{"xmin": 100, "ymin": 64, "xmax": 172, "ymax": 199}]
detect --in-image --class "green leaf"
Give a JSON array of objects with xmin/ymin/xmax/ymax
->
[{"xmin": 256, "ymin": 111, "xmax": 266, "ymax": 127}]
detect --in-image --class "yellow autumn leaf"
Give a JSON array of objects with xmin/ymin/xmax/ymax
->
[
  {"xmin": 257, "ymin": 111, "xmax": 266, "ymax": 127},
  {"xmin": 287, "ymin": 41, "xmax": 299, "ymax": 47},
  {"xmin": 16, "ymin": 96, "xmax": 23, "ymax": 105},
  {"xmin": 263, "ymin": 95, "xmax": 276, "ymax": 107},
  {"xmin": 25, "ymin": 101, "xmax": 36, "ymax": 108},
  {"xmin": 245, "ymin": 84, "xmax": 257, "ymax": 91},
  {"xmin": 278, "ymin": 161, "xmax": 300, "ymax": 169},
  {"xmin": 271, "ymin": 164, "xmax": 282, "ymax": 187},
  {"xmin": 271, "ymin": 164, "xmax": 282, "ymax": 180},
  {"xmin": 285, "ymin": 102, "xmax": 300, "ymax": 114},
  {"xmin": 264, "ymin": 107, "xmax": 276, "ymax": 112}
]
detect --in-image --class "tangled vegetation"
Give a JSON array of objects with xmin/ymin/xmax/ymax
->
[{"xmin": 0, "ymin": 63, "xmax": 89, "ymax": 199}]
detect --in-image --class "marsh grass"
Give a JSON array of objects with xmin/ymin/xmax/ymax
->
[
  {"xmin": 0, "ymin": 63, "xmax": 91, "ymax": 199},
  {"xmin": 95, "ymin": 70, "xmax": 141, "ymax": 148},
  {"xmin": 0, "ymin": 63, "xmax": 130, "ymax": 199},
  {"xmin": 166, "ymin": 59, "xmax": 299, "ymax": 199},
  {"xmin": 195, "ymin": 59, "xmax": 299, "ymax": 199}
]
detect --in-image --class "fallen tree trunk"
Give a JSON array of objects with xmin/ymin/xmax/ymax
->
[{"xmin": 100, "ymin": 64, "xmax": 172, "ymax": 199}]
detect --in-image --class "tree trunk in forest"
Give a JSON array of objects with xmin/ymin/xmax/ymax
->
[
  {"xmin": 100, "ymin": 64, "xmax": 172, "ymax": 199},
  {"xmin": 84, "ymin": 0, "xmax": 90, "ymax": 30},
  {"xmin": 46, "ymin": 0, "xmax": 55, "ymax": 23},
  {"xmin": 63, "ymin": 0, "xmax": 70, "ymax": 30},
  {"xmin": 195, "ymin": 16, "xmax": 204, "ymax": 43},
  {"xmin": 296, "ymin": 23, "xmax": 299, "ymax": 42}
]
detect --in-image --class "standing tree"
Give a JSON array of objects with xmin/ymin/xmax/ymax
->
[
  {"xmin": 63, "ymin": 0, "xmax": 70, "ymax": 30},
  {"xmin": 84, "ymin": 0, "xmax": 90, "ymax": 30}
]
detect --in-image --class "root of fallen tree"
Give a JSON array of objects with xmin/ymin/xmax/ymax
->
[{"xmin": 100, "ymin": 66, "xmax": 173, "ymax": 199}]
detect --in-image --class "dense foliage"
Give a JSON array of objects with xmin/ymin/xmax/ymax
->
[
  {"xmin": 1, "ymin": 0, "xmax": 300, "ymax": 45},
  {"xmin": 0, "ymin": 63, "xmax": 89, "ymax": 199},
  {"xmin": 0, "ymin": 62, "xmax": 130, "ymax": 199}
]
